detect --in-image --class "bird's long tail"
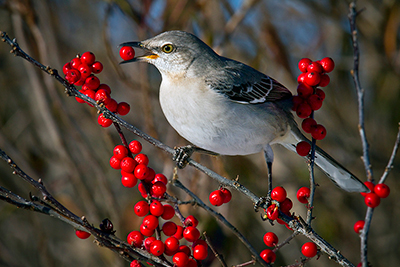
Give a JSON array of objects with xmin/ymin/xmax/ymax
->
[{"xmin": 280, "ymin": 127, "xmax": 368, "ymax": 192}]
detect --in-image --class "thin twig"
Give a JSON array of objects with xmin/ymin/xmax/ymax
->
[
  {"xmin": 204, "ymin": 232, "xmax": 228, "ymax": 267},
  {"xmin": 348, "ymin": 2, "xmax": 372, "ymax": 181},
  {"xmin": 379, "ymin": 123, "xmax": 400, "ymax": 184}
]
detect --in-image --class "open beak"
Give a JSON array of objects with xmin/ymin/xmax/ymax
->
[{"xmin": 118, "ymin": 41, "xmax": 159, "ymax": 64}]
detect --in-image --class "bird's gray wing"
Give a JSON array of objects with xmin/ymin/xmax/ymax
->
[{"xmin": 205, "ymin": 60, "xmax": 292, "ymax": 104}]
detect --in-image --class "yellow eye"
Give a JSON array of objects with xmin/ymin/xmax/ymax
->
[{"xmin": 161, "ymin": 44, "xmax": 174, "ymax": 53}]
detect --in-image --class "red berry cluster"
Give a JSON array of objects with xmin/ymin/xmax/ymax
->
[
  {"xmin": 264, "ymin": 186, "xmax": 293, "ymax": 229},
  {"xmin": 353, "ymin": 182, "xmax": 390, "ymax": 234},
  {"xmin": 110, "ymin": 140, "xmax": 208, "ymax": 266},
  {"xmin": 259, "ymin": 186, "xmax": 318, "ymax": 262},
  {"xmin": 209, "ymin": 187, "xmax": 232, "ymax": 206},
  {"xmin": 63, "ymin": 51, "xmax": 131, "ymax": 127},
  {"xmin": 294, "ymin": 57, "xmax": 335, "ymax": 157},
  {"xmin": 260, "ymin": 232, "xmax": 278, "ymax": 263}
]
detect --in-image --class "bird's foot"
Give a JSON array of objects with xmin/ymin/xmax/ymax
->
[
  {"xmin": 254, "ymin": 195, "xmax": 271, "ymax": 212},
  {"xmin": 173, "ymin": 145, "xmax": 219, "ymax": 169}
]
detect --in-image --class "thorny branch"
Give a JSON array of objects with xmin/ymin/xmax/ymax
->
[{"xmin": 0, "ymin": 30, "xmax": 372, "ymax": 267}]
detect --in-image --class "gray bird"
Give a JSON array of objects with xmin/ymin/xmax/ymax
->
[{"xmin": 120, "ymin": 30, "xmax": 367, "ymax": 193}]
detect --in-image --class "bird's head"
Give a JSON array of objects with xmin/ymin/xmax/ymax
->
[{"xmin": 119, "ymin": 31, "xmax": 219, "ymax": 77}]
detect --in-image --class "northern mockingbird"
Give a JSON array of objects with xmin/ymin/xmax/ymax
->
[{"xmin": 120, "ymin": 30, "xmax": 367, "ymax": 193}]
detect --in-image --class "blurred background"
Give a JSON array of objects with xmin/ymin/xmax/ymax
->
[{"xmin": 0, "ymin": 0, "xmax": 399, "ymax": 266}]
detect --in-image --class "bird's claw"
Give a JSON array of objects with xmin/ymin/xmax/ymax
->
[
  {"xmin": 173, "ymin": 145, "xmax": 195, "ymax": 169},
  {"xmin": 254, "ymin": 195, "xmax": 271, "ymax": 212}
]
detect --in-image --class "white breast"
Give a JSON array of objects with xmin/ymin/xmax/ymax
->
[{"xmin": 158, "ymin": 74, "xmax": 289, "ymax": 155}]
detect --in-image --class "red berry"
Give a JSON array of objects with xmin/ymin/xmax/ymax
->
[
  {"xmin": 177, "ymin": 245, "xmax": 191, "ymax": 255},
  {"xmin": 106, "ymin": 98, "xmax": 118, "ymax": 112},
  {"xmin": 134, "ymin": 164, "xmax": 149, "ymax": 180},
  {"xmin": 174, "ymin": 225, "xmax": 184, "ymax": 240},
  {"xmin": 150, "ymin": 200, "xmax": 164, "ymax": 217},
  {"xmin": 149, "ymin": 240, "xmax": 165, "ymax": 256},
  {"xmin": 120, "ymin": 157, "xmax": 137, "ymax": 173},
  {"xmin": 75, "ymin": 230, "xmax": 91, "ymax": 239},
  {"xmin": 127, "ymin": 230, "xmax": 144, "ymax": 247},
  {"xmin": 121, "ymin": 174, "xmax": 138, "ymax": 188},
  {"xmin": 292, "ymin": 95, "xmax": 304, "ymax": 111},
  {"xmin": 154, "ymin": 173, "xmax": 168, "ymax": 185},
  {"xmin": 307, "ymin": 94, "xmax": 323, "ymax": 111},
  {"xmin": 361, "ymin": 181, "xmax": 375, "ymax": 197},
  {"xmin": 95, "ymin": 89, "xmax": 111, "ymax": 104},
  {"xmin": 304, "ymin": 72, "xmax": 321, "ymax": 87},
  {"xmin": 297, "ymin": 83, "xmax": 314, "ymax": 98},
  {"xmin": 319, "ymin": 57, "xmax": 335, "ymax": 73},
  {"xmin": 364, "ymin": 192, "xmax": 381, "ymax": 208},
  {"xmin": 319, "ymin": 73, "xmax": 330, "ymax": 87},
  {"xmin": 151, "ymin": 181, "xmax": 167, "ymax": 197},
  {"xmin": 173, "ymin": 252, "xmax": 189, "ymax": 267},
  {"xmin": 301, "ymin": 242, "xmax": 318, "ymax": 258},
  {"xmin": 353, "ymin": 220, "xmax": 365, "ymax": 234},
  {"xmin": 162, "ymin": 221, "xmax": 178, "ymax": 236},
  {"xmin": 98, "ymin": 83, "xmax": 111, "ymax": 94},
  {"xmin": 65, "ymin": 69, "xmax": 81, "ymax": 84},
  {"xmin": 135, "ymin": 153, "xmax": 149, "ymax": 166},
  {"xmin": 266, "ymin": 204, "xmax": 279, "ymax": 220},
  {"xmin": 183, "ymin": 226, "xmax": 200, "ymax": 242},
  {"xmin": 144, "ymin": 167, "xmax": 156, "ymax": 183},
  {"xmin": 184, "ymin": 215, "xmax": 199, "ymax": 227},
  {"xmin": 164, "ymin": 236, "xmax": 180, "ymax": 252},
  {"xmin": 142, "ymin": 214, "xmax": 159, "ymax": 230},
  {"xmin": 144, "ymin": 236, "xmax": 156, "ymax": 251},
  {"xmin": 297, "ymin": 72, "xmax": 307, "ymax": 84},
  {"xmin": 307, "ymin": 61, "xmax": 323, "ymax": 73},
  {"xmin": 70, "ymin": 57, "xmax": 82, "ymax": 69},
  {"xmin": 161, "ymin": 204, "xmax": 175, "ymax": 220},
  {"xmin": 311, "ymin": 124, "xmax": 326, "ymax": 140},
  {"xmin": 298, "ymin": 58, "xmax": 312, "ymax": 73},
  {"xmin": 134, "ymin": 200, "xmax": 149, "ymax": 217},
  {"xmin": 91, "ymin": 61, "xmax": 103, "ymax": 74},
  {"xmin": 117, "ymin": 102, "xmax": 131, "ymax": 115},
  {"xmin": 138, "ymin": 182, "xmax": 148, "ymax": 198},
  {"xmin": 98, "ymin": 114, "xmax": 112, "ymax": 127},
  {"xmin": 302, "ymin": 118, "xmax": 317, "ymax": 133},
  {"xmin": 296, "ymin": 102, "xmax": 312, "ymax": 118},
  {"xmin": 78, "ymin": 64, "xmax": 92, "ymax": 78},
  {"xmin": 113, "ymin": 145, "xmax": 128, "ymax": 160},
  {"xmin": 260, "ymin": 249, "xmax": 276, "ymax": 263},
  {"xmin": 130, "ymin": 260, "xmax": 141, "ymax": 267},
  {"xmin": 129, "ymin": 140, "xmax": 142, "ymax": 154},
  {"xmin": 297, "ymin": 187, "xmax": 310, "ymax": 204},
  {"xmin": 374, "ymin": 183, "xmax": 390, "ymax": 198},
  {"xmin": 263, "ymin": 232, "xmax": 279, "ymax": 247},
  {"xmin": 139, "ymin": 224, "xmax": 156, "ymax": 239},
  {"xmin": 315, "ymin": 88, "xmax": 326, "ymax": 100},
  {"xmin": 85, "ymin": 75, "xmax": 100, "ymax": 90},
  {"xmin": 120, "ymin": 46, "xmax": 136, "ymax": 61},
  {"xmin": 296, "ymin": 141, "xmax": 311, "ymax": 157},
  {"xmin": 193, "ymin": 244, "xmax": 208, "ymax": 260},
  {"xmin": 279, "ymin": 197, "xmax": 293, "ymax": 213},
  {"xmin": 220, "ymin": 188, "xmax": 232, "ymax": 203},
  {"xmin": 63, "ymin": 62, "xmax": 72, "ymax": 75},
  {"xmin": 81, "ymin": 51, "xmax": 96, "ymax": 65},
  {"xmin": 84, "ymin": 89, "xmax": 96, "ymax": 102},
  {"xmin": 209, "ymin": 190, "xmax": 225, "ymax": 206},
  {"xmin": 109, "ymin": 155, "xmax": 121, "ymax": 169},
  {"xmin": 271, "ymin": 186, "xmax": 287, "ymax": 203}
]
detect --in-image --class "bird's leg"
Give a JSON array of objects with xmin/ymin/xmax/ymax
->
[
  {"xmin": 255, "ymin": 146, "xmax": 274, "ymax": 212},
  {"xmin": 173, "ymin": 145, "xmax": 219, "ymax": 169}
]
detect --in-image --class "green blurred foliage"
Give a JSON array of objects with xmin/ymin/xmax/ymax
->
[{"xmin": 0, "ymin": 0, "xmax": 399, "ymax": 266}]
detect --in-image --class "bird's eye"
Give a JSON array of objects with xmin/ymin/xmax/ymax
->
[{"xmin": 161, "ymin": 44, "xmax": 174, "ymax": 53}]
